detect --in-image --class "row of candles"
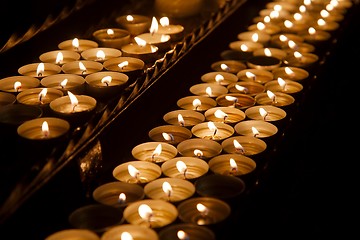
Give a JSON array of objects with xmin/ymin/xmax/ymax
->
[{"xmin": 0, "ymin": 0, "xmax": 353, "ymax": 239}]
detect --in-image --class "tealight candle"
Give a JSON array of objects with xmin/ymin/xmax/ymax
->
[
  {"xmin": 237, "ymin": 31, "xmax": 271, "ymax": 45},
  {"xmin": 161, "ymin": 156, "xmax": 209, "ymax": 180},
  {"xmin": 313, "ymin": 18, "xmax": 340, "ymax": 32},
  {"xmin": 200, "ymin": 72, "xmax": 238, "ymax": 86},
  {"xmin": 156, "ymin": 17, "xmax": 184, "ymax": 42},
  {"xmin": 210, "ymin": 60, "xmax": 247, "ymax": 74},
  {"xmin": 283, "ymin": 51, "xmax": 319, "ymax": 70},
  {"xmin": 247, "ymin": 21, "xmax": 282, "ymax": 35},
  {"xmin": 40, "ymin": 73, "xmax": 86, "ymax": 95},
  {"xmin": 58, "ymin": 38, "xmax": 99, "ymax": 52},
  {"xmin": 113, "ymin": 161, "xmax": 161, "ymax": 184},
  {"xmin": 103, "ymin": 56, "xmax": 145, "ymax": 81},
  {"xmin": 144, "ymin": 177, "xmax": 195, "ymax": 203},
  {"xmin": 121, "ymin": 37, "xmax": 159, "ymax": 64},
  {"xmin": 177, "ymin": 96, "xmax": 217, "ymax": 112},
  {"xmin": 228, "ymin": 40, "xmax": 264, "ymax": 61},
  {"xmin": 258, "ymin": 8, "xmax": 291, "ymax": 22},
  {"xmin": 61, "ymin": 60, "xmax": 103, "ymax": 76},
  {"xmin": 159, "ymin": 223, "xmax": 216, "ymax": 240},
  {"xmin": 163, "ymin": 109, "xmax": 205, "ymax": 128},
  {"xmin": 131, "ymin": 142, "xmax": 178, "ymax": 163},
  {"xmin": 189, "ymin": 83, "xmax": 228, "ymax": 98},
  {"xmin": 215, "ymin": 93, "xmax": 256, "ymax": 109},
  {"xmin": 123, "ymin": 199, "xmax": 178, "ymax": 228},
  {"xmin": 45, "ymin": 229, "xmax": 100, "ymax": 240},
  {"xmin": 39, "ymin": 50, "xmax": 81, "ymax": 65},
  {"xmin": 221, "ymin": 135, "xmax": 267, "ymax": 157},
  {"xmin": 176, "ymin": 138, "xmax": 222, "ymax": 160},
  {"xmin": 236, "ymin": 68, "xmax": 273, "ymax": 84},
  {"xmin": 115, "ymin": 14, "xmax": 152, "ymax": 36},
  {"xmin": 245, "ymin": 104, "xmax": 287, "ymax": 124},
  {"xmin": 148, "ymin": 125, "xmax": 192, "ymax": 145},
  {"xmin": 101, "ymin": 224, "xmax": 159, "ymax": 240},
  {"xmin": 269, "ymin": 33, "xmax": 304, "ymax": 49},
  {"xmin": 92, "ymin": 181, "xmax": 145, "ymax": 208},
  {"xmin": 272, "ymin": 66, "xmax": 309, "ymax": 82},
  {"xmin": 204, "ymin": 106, "xmax": 246, "ymax": 125},
  {"xmin": 18, "ymin": 62, "xmax": 61, "ymax": 78},
  {"xmin": 81, "ymin": 47, "xmax": 122, "ymax": 63},
  {"xmin": 265, "ymin": 1, "xmax": 298, "ymax": 13},
  {"xmin": 85, "ymin": 71, "xmax": 129, "ymax": 100},
  {"xmin": 246, "ymin": 55, "xmax": 282, "ymax": 71},
  {"xmin": 299, "ymin": 26, "xmax": 332, "ymax": 46},
  {"xmin": 191, "ymin": 121, "xmax": 234, "ymax": 141},
  {"xmin": 16, "ymin": 87, "xmax": 63, "ymax": 111},
  {"xmin": 264, "ymin": 78, "xmax": 303, "ymax": 97},
  {"xmin": 177, "ymin": 197, "xmax": 231, "ymax": 226},
  {"xmin": 255, "ymin": 90, "xmax": 295, "ymax": 108},
  {"xmin": 279, "ymin": 19, "xmax": 309, "ymax": 33},
  {"xmin": 234, "ymin": 119, "xmax": 278, "ymax": 139},
  {"xmin": 68, "ymin": 204, "xmax": 124, "ymax": 233},
  {"xmin": 136, "ymin": 17, "xmax": 171, "ymax": 51},
  {"xmin": 0, "ymin": 92, "xmax": 16, "ymax": 107},
  {"xmin": 227, "ymin": 81, "xmax": 265, "ymax": 97},
  {"xmin": 92, "ymin": 28, "xmax": 131, "ymax": 49},
  {"xmin": 252, "ymin": 47, "xmax": 287, "ymax": 61}
]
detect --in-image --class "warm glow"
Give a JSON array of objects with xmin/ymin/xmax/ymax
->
[
  {"xmin": 256, "ymin": 22, "xmax": 265, "ymax": 31},
  {"xmin": 38, "ymin": 88, "xmax": 47, "ymax": 102},
  {"xmin": 14, "ymin": 81, "xmax": 21, "ymax": 92},
  {"xmin": 152, "ymin": 144, "xmax": 162, "ymax": 159},
  {"xmin": 37, "ymin": 62, "xmax": 45, "ymax": 77},
  {"xmin": 159, "ymin": 16, "xmax": 169, "ymax": 27},
  {"xmin": 138, "ymin": 204, "xmax": 153, "ymax": 221},
  {"xmin": 317, "ymin": 18, "xmax": 326, "ymax": 27},
  {"xmin": 118, "ymin": 61, "xmax": 129, "ymax": 69},
  {"xmin": 162, "ymin": 181, "xmax": 172, "ymax": 197},
  {"xmin": 118, "ymin": 193, "xmax": 126, "ymax": 203},
  {"xmin": 160, "ymin": 34, "xmax": 171, "ymax": 42},
  {"xmin": 162, "ymin": 132, "xmax": 174, "ymax": 141},
  {"xmin": 299, "ymin": 5, "xmax": 306, "ymax": 13},
  {"xmin": 56, "ymin": 52, "xmax": 64, "ymax": 64},
  {"xmin": 303, "ymin": 0, "xmax": 311, "ymax": 6},
  {"xmin": 204, "ymin": 86, "xmax": 212, "ymax": 97},
  {"xmin": 107, "ymin": 28, "xmax": 115, "ymax": 36},
  {"xmin": 233, "ymin": 139, "xmax": 244, "ymax": 153},
  {"xmin": 196, "ymin": 203, "xmax": 208, "ymax": 215},
  {"xmin": 214, "ymin": 109, "xmax": 228, "ymax": 120},
  {"xmin": 284, "ymin": 20, "xmax": 293, "ymax": 29},
  {"xmin": 128, "ymin": 164, "xmax": 140, "ymax": 178},
  {"xmin": 72, "ymin": 38, "xmax": 80, "ymax": 49},
  {"xmin": 308, "ymin": 27, "xmax": 316, "ymax": 35},
  {"xmin": 277, "ymin": 77, "xmax": 286, "ymax": 90},
  {"xmin": 229, "ymin": 158, "xmax": 238, "ymax": 171},
  {"xmin": 273, "ymin": 4, "xmax": 282, "ymax": 11},
  {"xmin": 225, "ymin": 95, "xmax": 238, "ymax": 103},
  {"xmin": 252, "ymin": 126, "xmax": 260, "ymax": 137},
  {"xmin": 67, "ymin": 91, "xmax": 79, "ymax": 109},
  {"xmin": 192, "ymin": 98, "xmax": 201, "ymax": 110},
  {"xmin": 235, "ymin": 84, "xmax": 248, "ymax": 93},
  {"xmin": 288, "ymin": 40, "xmax": 297, "ymax": 49},
  {"xmin": 264, "ymin": 16, "xmax": 271, "ymax": 23},
  {"xmin": 259, "ymin": 107, "xmax": 268, "ymax": 120},
  {"xmin": 177, "ymin": 113, "xmax": 185, "ymax": 126},
  {"xmin": 220, "ymin": 63, "xmax": 230, "ymax": 71},
  {"xmin": 207, "ymin": 121, "xmax": 217, "ymax": 136},
  {"xmin": 96, "ymin": 50, "xmax": 106, "ymax": 60},
  {"xmin": 177, "ymin": 230, "xmax": 188, "ymax": 240},
  {"xmin": 279, "ymin": 34, "xmax": 288, "ymax": 42},
  {"xmin": 134, "ymin": 36, "xmax": 147, "ymax": 47},
  {"xmin": 269, "ymin": 10, "xmax": 280, "ymax": 19},
  {"xmin": 79, "ymin": 61, "xmax": 87, "ymax": 73},
  {"xmin": 326, "ymin": 3, "xmax": 335, "ymax": 11},
  {"xmin": 245, "ymin": 71, "xmax": 256, "ymax": 80},
  {"xmin": 126, "ymin": 15, "xmax": 134, "ymax": 21},
  {"xmin": 266, "ymin": 90, "xmax": 276, "ymax": 102},
  {"xmin": 101, "ymin": 76, "xmax": 112, "ymax": 86},
  {"xmin": 215, "ymin": 74, "xmax": 224, "ymax": 84},
  {"xmin": 176, "ymin": 160, "xmax": 187, "ymax": 175},
  {"xmin": 320, "ymin": 10, "xmax": 330, "ymax": 18},
  {"xmin": 284, "ymin": 66, "xmax": 295, "ymax": 76},
  {"xmin": 60, "ymin": 79, "xmax": 68, "ymax": 88},
  {"xmin": 42, "ymin": 121, "xmax": 49, "ymax": 138},
  {"xmin": 150, "ymin": 16, "xmax": 159, "ymax": 34},
  {"xmin": 264, "ymin": 48, "xmax": 272, "ymax": 57},
  {"xmin": 240, "ymin": 43, "xmax": 249, "ymax": 52},
  {"xmin": 293, "ymin": 51, "xmax": 303, "ymax": 59},
  {"xmin": 251, "ymin": 33, "xmax": 259, "ymax": 42},
  {"xmin": 194, "ymin": 149, "xmax": 203, "ymax": 157},
  {"xmin": 293, "ymin": 13, "xmax": 303, "ymax": 21},
  {"xmin": 121, "ymin": 232, "xmax": 133, "ymax": 240}
]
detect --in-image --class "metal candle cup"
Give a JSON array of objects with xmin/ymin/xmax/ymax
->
[
  {"xmin": 163, "ymin": 109, "xmax": 205, "ymax": 128},
  {"xmin": 210, "ymin": 60, "xmax": 247, "ymax": 74},
  {"xmin": 200, "ymin": 72, "xmax": 238, "ymax": 86},
  {"xmin": 215, "ymin": 93, "xmax": 256, "ymax": 110},
  {"xmin": 191, "ymin": 121, "xmax": 234, "ymax": 141},
  {"xmin": 189, "ymin": 83, "xmax": 228, "ymax": 98},
  {"xmin": 228, "ymin": 40, "xmax": 264, "ymax": 61},
  {"xmin": 58, "ymin": 38, "xmax": 98, "ymax": 52},
  {"xmin": 103, "ymin": 56, "xmax": 145, "ymax": 81},
  {"xmin": 176, "ymin": 138, "xmax": 222, "ymax": 160},
  {"xmin": 40, "ymin": 74, "xmax": 86, "ymax": 95},
  {"xmin": 61, "ymin": 60, "xmax": 103, "ymax": 76},
  {"xmin": 246, "ymin": 55, "xmax": 282, "ymax": 71},
  {"xmin": 39, "ymin": 50, "xmax": 81, "ymax": 65},
  {"xmin": 264, "ymin": 79, "xmax": 303, "ymax": 96},
  {"xmin": 161, "ymin": 156, "xmax": 209, "ymax": 180},
  {"xmin": 227, "ymin": 81, "xmax": 265, "ymax": 97},
  {"xmin": 245, "ymin": 105, "xmax": 287, "ymax": 123},
  {"xmin": 121, "ymin": 42, "xmax": 159, "ymax": 64},
  {"xmin": 18, "ymin": 62, "xmax": 61, "ymax": 79},
  {"xmin": 177, "ymin": 96, "xmax": 217, "ymax": 112},
  {"xmin": 236, "ymin": 68, "xmax": 273, "ymax": 84},
  {"xmin": 112, "ymin": 161, "xmax": 162, "ymax": 184},
  {"xmin": 116, "ymin": 15, "xmax": 152, "ymax": 36},
  {"xmin": 272, "ymin": 66, "xmax": 309, "ymax": 82},
  {"xmin": 234, "ymin": 119, "xmax": 278, "ymax": 139},
  {"xmin": 148, "ymin": 125, "xmax": 192, "ymax": 145},
  {"xmin": 81, "ymin": 47, "xmax": 122, "ymax": 63},
  {"xmin": 92, "ymin": 28, "xmax": 131, "ymax": 49},
  {"xmin": 159, "ymin": 223, "xmax": 216, "ymax": 240},
  {"xmin": 237, "ymin": 31, "xmax": 271, "ymax": 45},
  {"xmin": 204, "ymin": 106, "xmax": 246, "ymax": 125},
  {"xmin": 131, "ymin": 142, "xmax": 178, "ymax": 163},
  {"xmin": 221, "ymin": 135, "xmax": 267, "ymax": 157},
  {"xmin": 16, "ymin": 88, "xmax": 63, "ymax": 108},
  {"xmin": 255, "ymin": 91, "xmax": 295, "ymax": 108}
]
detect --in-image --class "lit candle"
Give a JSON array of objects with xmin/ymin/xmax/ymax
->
[
  {"xmin": 234, "ymin": 119, "xmax": 278, "ymax": 139},
  {"xmin": 163, "ymin": 109, "xmax": 205, "ymax": 127},
  {"xmin": 227, "ymin": 40, "xmax": 264, "ymax": 61},
  {"xmin": 255, "ymin": 90, "xmax": 295, "ymax": 108},
  {"xmin": 208, "ymin": 154, "xmax": 257, "ymax": 178},
  {"xmin": 237, "ymin": 68, "xmax": 273, "ymax": 84},
  {"xmin": 227, "ymin": 81, "xmax": 265, "ymax": 97},
  {"xmin": 136, "ymin": 17, "xmax": 171, "ymax": 51},
  {"xmin": 246, "ymin": 55, "xmax": 282, "ymax": 71},
  {"xmin": 200, "ymin": 72, "xmax": 238, "ymax": 86},
  {"xmin": 176, "ymin": 138, "xmax": 222, "ymax": 160},
  {"xmin": 156, "ymin": 16, "xmax": 184, "ymax": 41},
  {"xmin": 159, "ymin": 223, "xmax": 216, "ymax": 240},
  {"xmin": 283, "ymin": 51, "xmax": 319, "ymax": 69},
  {"xmin": 101, "ymin": 224, "xmax": 158, "ymax": 240},
  {"xmin": 210, "ymin": 60, "xmax": 247, "ymax": 74},
  {"xmin": 103, "ymin": 56, "xmax": 145, "ymax": 81},
  {"xmin": 191, "ymin": 121, "xmax": 234, "ymax": 141},
  {"xmin": 18, "ymin": 62, "xmax": 61, "ymax": 78},
  {"xmin": 148, "ymin": 125, "xmax": 192, "ymax": 145},
  {"xmin": 177, "ymin": 95, "xmax": 217, "ymax": 112},
  {"xmin": 115, "ymin": 14, "xmax": 152, "ymax": 36},
  {"xmin": 247, "ymin": 21, "xmax": 282, "ymax": 35},
  {"xmin": 40, "ymin": 73, "xmax": 86, "ymax": 95},
  {"xmin": 81, "ymin": 47, "xmax": 122, "ymax": 62},
  {"xmin": 161, "ymin": 156, "xmax": 209, "ymax": 180},
  {"xmin": 61, "ymin": 60, "xmax": 103, "ymax": 76},
  {"xmin": 113, "ymin": 160, "xmax": 162, "ymax": 184},
  {"xmin": 45, "ymin": 229, "xmax": 100, "ymax": 240},
  {"xmin": 39, "ymin": 50, "xmax": 81, "ymax": 65},
  {"xmin": 252, "ymin": 47, "xmax": 287, "ymax": 61},
  {"xmin": 264, "ymin": 78, "xmax": 303, "ymax": 96},
  {"xmin": 58, "ymin": 38, "xmax": 98, "ymax": 52},
  {"xmin": 131, "ymin": 141, "xmax": 178, "ymax": 163},
  {"xmin": 221, "ymin": 135, "xmax": 267, "ymax": 156},
  {"xmin": 92, "ymin": 28, "xmax": 131, "ymax": 49},
  {"xmin": 204, "ymin": 106, "xmax": 246, "ymax": 124},
  {"xmin": 154, "ymin": 0, "xmax": 205, "ymax": 18},
  {"xmin": 189, "ymin": 83, "xmax": 228, "ymax": 98},
  {"xmin": 272, "ymin": 66, "xmax": 309, "ymax": 82},
  {"xmin": 0, "ymin": 76, "xmax": 40, "ymax": 94},
  {"xmin": 237, "ymin": 31, "xmax": 271, "ymax": 45},
  {"xmin": 121, "ymin": 37, "xmax": 159, "ymax": 64},
  {"xmin": 16, "ymin": 87, "xmax": 63, "ymax": 109},
  {"xmin": 216, "ymin": 93, "xmax": 256, "ymax": 109}
]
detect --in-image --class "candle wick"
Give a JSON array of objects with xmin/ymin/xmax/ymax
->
[
  {"xmin": 105, "ymin": 82, "xmax": 109, "ymax": 86},
  {"xmin": 254, "ymin": 133, "xmax": 259, "ymax": 138},
  {"xmin": 81, "ymin": 70, "xmax": 86, "ymax": 75},
  {"xmin": 223, "ymin": 115, "xmax": 228, "ymax": 122},
  {"xmin": 169, "ymin": 134, "xmax": 174, "ymax": 142},
  {"xmin": 236, "ymin": 148, "xmax": 245, "ymax": 155},
  {"xmin": 213, "ymin": 129, "xmax": 217, "ymax": 137},
  {"xmin": 38, "ymin": 72, "xmax": 43, "ymax": 77},
  {"xmin": 183, "ymin": 169, "xmax": 187, "ymax": 179},
  {"xmin": 72, "ymin": 104, "xmax": 77, "ymax": 112}
]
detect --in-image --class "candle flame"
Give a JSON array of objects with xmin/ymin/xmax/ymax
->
[
  {"xmin": 266, "ymin": 90, "xmax": 276, "ymax": 103},
  {"xmin": 72, "ymin": 38, "xmax": 80, "ymax": 49},
  {"xmin": 194, "ymin": 149, "xmax": 203, "ymax": 158},
  {"xmin": 196, "ymin": 203, "xmax": 208, "ymax": 215},
  {"xmin": 205, "ymin": 86, "xmax": 212, "ymax": 97},
  {"xmin": 293, "ymin": 51, "xmax": 302, "ymax": 59},
  {"xmin": 134, "ymin": 37, "xmax": 147, "ymax": 47},
  {"xmin": 177, "ymin": 230, "xmax": 188, "ymax": 240},
  {"xmin": 277, "ymin": 77, "xmax": 286, "ymax": 90},
  {"xmin": 138, "ymin": 204, "xmax": 153, "ymax": 221},
  {"xmin": 176, "ymin": 160, "xmax": 187, "ymax": 175},
  {"xmin": 152, "ymin": 143, "xmax": 162, "ymax": 160},
  {"xmin": 240, "ymin": 44, "xmax": 249, "ymax": 52},
  {"xmin": 177, "ymin": 114, "xmax": 185, "ymax": 126},
  {"xmin": 37, "ymin": 63, "xmax": 45, "ymax": 77},
  {"xmin": 79, "ymin": 61, "xmax": 87, "ymax": 74},
  {"xmin": 128, "ymin": 164, "xmax": 140, "ymax": 179},
  {"xmin": 96, "ymin": 50, "xmax": 106, "ymax": 61},
  {"xmin": 192, "ymin": 98, "xmax": 201, "ymax": 110},
  {"xmin": 162, "ymin": 181, "xmax": 172, "ymax": 198},
  {"xmin": 273, "ymin": 4, "xmax": 282, "ymax": 11},
  {"xmin": 126, "ymin": 15, "xmax": 134, "ymax": 21},
  {"xmin": 207, "ymin": 121, "xmax": 217, "ymax": 137},
  {"xmin": 235, "ymin": 84, "xmax": 248, "ymax": 93},
  {"xmin": 215, "ymin": 74, "xmax": 224, "ymax": 84},
  {"xmin": 317, "ymin": 18, "xmax": 326, "ymax": 27},
  {"xmin": 284, "ymin": 66, "xmax": 294, "ymax": 76},
  {"xmin": 264, "ymin": 48, "xmax": 272, "ymax": 57},
  {"xmin": 269, "ymin": 10, "xmax": 280, "ymax": 19},
  {"xmin": 160, "ymin": 34, "xmax": 171, "ymax": 42},
  {"xmin": 245, "ymin": 71, "xmax": 256, "ymax": 80},
  {"xmin": 225, "ymin": 95, "xmax": 238, "ymax": 103},
  {"xmin": 14, "ymin": 81, "xmax": 22, "ymax": 92},
  {"xmin": 67, "ymin": 91, "xmax": 79, "ymax": 110},
  {"xmin": 264, "ymin": 16, "xmax": 271, "ymax": 23},
  {"xmin": 118, "ymin": 193, "xmax": 126, "ymax": 204},
  {"xmin": 220, "ymin": 63, "xmax": 230, "ymax": 72},
  {"xmin": 308, "ymin": 27, "xmax": 316, "ymax": 35},
  {"xmin": 233, "ymin": 139, "xmax": 244, "ymax": 154},
  {"xmin": 38, "ymin": 88, "xmax": 47, "ymax": 103},
  {"xmin": 60, "ymin": 79, "xmax": 68, "ymax": 88},
  {"xmin": 293, "ymin": 13, "xmax": 303, "ymax": 21},
  {"xmin": 162, "ymin": 132, "xmax": 174, "ymax": 141},
  {"xmin": 42, "ymin": 121, "xmax": 49, "ymax": 138},
  {"xmin": 101, "ymin": 76, "xmax": 112, "ymax": 86},
  {"xmin": 150, "ymin": 45, "xmax": 158, "ymax": 53},
  {"xmin": 284, "ymin": 20, "xmax": 293, "ymax": 29},
  {"xmin": 159, "ymin": 16, "xmax": 169, "ymax": 27},
  {"xmin": 279, "ymin": 34, "xmax": 288, "ymax": 42},
  {"xmin": 288, "ymin": 40, "xmax": 297, "ymax": 50},
  {"xmin": 214, "ymin": 109, "xmax": 228, "ymax": 121},
  {"xmin": 259, "ymin": 107, "xmax": 268, "ymax": 120},
  {"xmin": 107, "ymin": 28, "xmax": 115, "ymax": 36},
  {"xmin": 299, "ymin": 5, "xmax": 306, "ymax": 13},
  {"xmin": 251, "ymin": 33, "xmax": 259, "ymax": 42},
  {"xmin": 56, "ymin": 52, "xmax": 64, "ymax": 64},
  {"xmin": 256, "ymin": 22, "xmax": 265, "ymax": 31},
  {"xmin": 252, "ymin": 126, "xmax": 260, "ymax": 137},
  {"xmin": 149, "ymin": 17, "xmax": 159, "ymax": 34},
  {"xmin": 118, "ymin": 61, "xmax": 129, "ymax": 69},
  {"xmin": 121, "ymin": 232, "xmax": 133, "ymax": 240},
  {"xmin": 229, "ymin": 158, "xmax": 238, "ymax": 172}
]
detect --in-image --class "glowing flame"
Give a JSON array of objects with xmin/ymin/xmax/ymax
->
[
  {"xmin": 177, "ymin": 230, "xmax": 188, "ymax": 240},
  {"xmin": 37, "ymin": 62, "xmax": 45, "ymax": 77},
  {"xmin": 72, "ymin": 38, "xmax": 80, "ymax": 49},
  {"xmin": 121, "ymin": 232, "xmax": 133, "ymax": 240},
  {"xmin": 240, "ymin": 43, "xmax": 249, "ymax": 51},
  {"xmin": 245, "ymin": 71, "xmax": 256, "ymax": 80},
  {"xmin": 96, "ymin": 50, "xmax": 106, "ymax": 61},
  {"xmin": 194, "ymin": 149, "xmax": 203, "ymax": 157},
  {"xmin": 159, "ymin": 16, "xmax": 169, "ymax": 27},
  {"xmin": 138, "ymin": 204, "xmax": 153, "ymax": 221},
  {"xmin": 235, "ymin": 84, "xmax": 248, "ymax": 93},
  {"xmin": 264, "ymin": 48, "xmax": 272, "ymax": 57},
  {"xmin": 126, "ymin": 15, "xmax": 134, "ymax": 21},
  {"xmin": 207, "ymin": 121, "xmax": 217, "ymax": 137},
  {"xmin": 269, "ymin": 10, "xmax": 280, "ymax": 19},
  {"xmin": 152, "ymin": 143, "xmax": 162, "ymax": 160},
  {"xmin": 233, "ymin": 139, "xmax": 244, "ymax": 154},
  {"xmin": 118, "ymin": 61, "xmax": 129, "ymax": 69},
  {"xmin": 134, "ymin": 37, "xmax": 147, "ymax": 47},
  {"xmin": 162, "ymin": 132, "xmax": 174, "ymax": 141},
  {"xmin": 264, "ymin": 16, "xmax": 271, "ymax": 23},
  {"xmin": 225, "ymin": 95, "xmax": 238, "ymax": 103},
  {"xmin": 256, "ymin": 22, "xmax": 265, "ymax": 31},
  {"xmin": 284, "ymin": 20, "xmax": 293, "ymax": 29},
  {"xmin": 317, "ymin": 18, "xmax": 326, "ymax": 27},
  {"xmin": 279, "ymin": 34, "xmax": 288, "ymax": 42},
  {"xmin": 60, "ymin": 79, "xmax": 68, "ymax": 88},
  {"xmin": 293, "ymin": 51, "xmax": 303, "ymax": 60},
  {"xmin": 288, "ymin": 40, "xmax": 297, "ymax": 50},
  {"xmin": 176, "ymin": 160, "xmax": 187, "ymax": 175},
  {"xmin": 38, "ymin": 88, "xmax": 47, "ymax": 103},
  {"xmin": 42, "ymin": 121, "xmax": 49, "ymax": 138},
  {"xmin": 149, "ymin": 17, "xmax": 159, "ymax": 34},
  {"xmin": 67, "ymin": 91, "xmax": 79, "ymax": 111},
  {"xmin": 107, "ymin": 28, "xmax": 115, "ymax": 37},
  {"xmin": 277, "ymin": 77, "xmax": 286, "ymax": 90},
  {"xmin": 214, "ymin": 109, "xmax": 228, "ymax": 121},
  {"xmin": 220, "ymin": 63, "xmax": 230, "ymax": 72},
  {"xmin": 101, "ymin": 76, "xmax": 112, "ymax": 86},
  {"xmin": 293, "ymin": 13, "xmax": 303, "ymax": 21},
  {"xmin": 308, "ymin": 27, "xmax": 316, "ymax": 35},
  {"xmin": 14, "ymin": 81, "xmax": 21, "ymax": 92},
  {"xmin": 252, "ymin": 126, "xmax": 260, "ymax": 137},
  {"xmin": 266, "ymin": 90, "xmax": 276, "ymax": 103},
  {"xmin": 229, "ymin": 158, "xmax": 238, "ymax": 172},
  {"xmin": 273, "ymin": 4, "xmax": 282, "ymax": 11},
  {"xmin": 299, "ymin": 5, "xmax": 306, "ymax": 13},
  {"xmin": 162, "ymin": 181, "xmax": 172, "ymax": 198},
  {"xmin": 259, "ymin": 107, "xmax": 268, "ymax": 120},
  {"xmin": 128, "ymin": 164, "xmax": 140, "ymax": 178},
  {"xmin": 205, "ymin": 86, "xmax": 212, "ymax": 97},
  {"xmin": 215, "ymin": 74, "xmax": 224, "ymax": 84},
  {"xmin": 196, "ymin": 203, "xmax": 208, "ymax": 215},
  {"xmin": 192, "ymin": 98, "xmax": 201, "ymax": 110},
  {"xmin": 56, "ymin": 52, "xmax": 64, "ymax": 64},
  {"xmin": 118, "ymin": 193, "xmax": 126, "ymax": 204},
  {"xmin": 251, "ymin": 33, "xmax": 259, "ymax": 42},
  {"xmin": 160, "ymin": 34, "xmax": 171, "ymax": 42},
  {"xmin": 284, "ymin": 66, "xmax": 295, "ymax": 76},
  {"xmin": 79, "ymin": 61, "xmax": 87, "ymax": 74},
  {"xmin": 177, "ymin": 114, "xmax": 185, "ymax": 126}
]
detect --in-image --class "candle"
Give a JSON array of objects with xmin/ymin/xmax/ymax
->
[
  {"xmin": 265, "ymin": 1, "xmax": 298, "ymax": 13},
  {"xmin": 156, "ymin": 17, "xmax": 184, "ymax": 42},
  {"xmin": 163, "ymin": 109, "xmax": 205, "ymax": 127},
  {"xmin": 123, "ymin": 199, "xmax": 178, "ymax": 228},
  {"xmin": 227, "ymin": 81, "xmax": 265, "ymax": 97},
  {"xmin": 16, "ymin": 87, "xmax": 63, "ymax": 111},
  {"xmin": 159, "ymin": 223, "xmax": 216, "ymax": 240},
  {"xmin": 280, "ymin": 19, "xmax": 309, "ymax": 33},
  {"xmin": 236, "ymin": 68, "xmax": 273, "ymax": 84},
  {"xmin": 200, "ymin": 72, "xmax": 238, "ymax": 86},
  {"xmin": 154, "ymin": 0, "xmax": 205, "ymax": 18},
  {"xmin": 189, "ymin": 83, "xmax": 228, "ymax": 98},
  {"xmin": 255, "ymin": 90, "xmax": 295, "ymax": 108},
  {"xmin": 121, "ymin": 37, "xmax": 159, "ymax": 64},
  {"xmin": 177, "ymin": 96, "xmax": 217, "ymax": 112},
  {"xmin": 272, "ymin": 66, "xmax": 309, "ymax": 83},
  {"xmin": 161, "ymin": 156, "xmax": 209, "ymax": 180},
  {"xmin": 148, "ymin": 125, "xmax": 192, "ymax": 145},
  {"xmin": 227, "ymin": 40, "xmax": 264, "ymax": 61},
  {"xmin": 112, "ymin": 160, "xmax": 162, "ymax": 184},
  {"xmin": 210, "ymin": 60, "xmax": 247, "ymax": 74},
  {"xmin": 283, "ymin": 51, "xmax": 319, "ymax": 70},
  {"xmin": 68, "ymin": 204, "xmax": 124, "ymax": 233},
  {"xmin": 101, "ymin": 224, "xmax": 159, "ymax": 240},
  {"xmin": 103, "ymin": 56, "xmax": 145, "ymax": 81},
  {"xmin": 40, "ymin": 73, "xmax": 86, "ymax": 95},
  {"xmin": 269, "ymin": 33, "xmax": 304, "ymax": 49},
  {"xmin": 176, "ymin": 138, "xmax": 222, "ymax": 160},
  {"xmin": 177, "ymin": 197, "xmax": 231, "ymax": 225},
  {"xmin": 204, "ymin": 106, "xmax": 246, "ymax": 125},
  {"xmin": 92, "ymin": 181, "xmax": 145, "ymax": 208},
  {"xmin": 252, "ymin": 47, "xmax": 287, "ymax": 61},
  {"xmin": 234, "ymin": 119, "xmax": 278, "ymax": 139},
  {"xmin": 18, "ymin": 62, "xmax": 61, "ymax": 78},
  {"xmin": 247, "ymin": 21, "xmax": 282, "ymax": 35},
  {"xmin": 144, "ymin": 177, "xmax": 195, "ymax": 203},
  {"xmin": 58, "ymin": 38, "xmax": 98, "ymax": 52},
  {"xmin": 258, "ymin": 8, "xmax": 291, "ymax": 22},
  {"xmin": 92, "ymin": 28, "xmax": 131, "ymax": 49},
  {"xmin": 39, "ymin": 50, "xmax": 81, "ymax": 65},
  {"xmin": 81, "ymin": 47, "xmax": 122, "ymax": 63},
  {"xmin": 264, "ymin": 78, "xmax": 303, "ymax": 96},
  {"xmin": 313, "ymin": 18, "xmax": 340, "ymax": 32},
  {"xmin": 131, "ymin": 141, "xmax": 178, "ymax": 163},
  {"xmin": 246, "ymin": 55, "xmax": 282, "ymax": 71},
  {"xmin": 85, "ymin": 71, "xmax": 129, "ymax": 100},
  {"xmin": 191, "ymin": 121, "xmax": 234, "ymax": 141},
  {"xmin": 215, "ymin": 93, "xmax": 256, "ymax": 109},
  {"xmin": 237, "ymin": 31, "xmax": 271, "ymax": 45},
  {"xmin": 221, "ymin": 135, "xmax": 267, "ymax": 157},
  {"xmin": 245, "ymin": 105, "xmax": 287, "ymax": 123},
  {"xmin": 299, "ymin": 26, "xmax": 332, "ymax": 46},
  {"xmin": 61, "ymin": 60, "xmax": 103, "ymax": 76},
  {"xmin": 0, "ymin": 92, "xmax": 16, "ymax": 107},
  {"xmin": 45, "ymin": 229, "xmax": 100, "ymax": 240},
  {"xmin": 115, "ymin": 14, "xmax": 152, "ymax": 36}
]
